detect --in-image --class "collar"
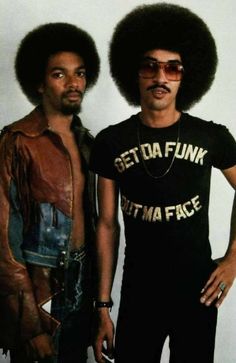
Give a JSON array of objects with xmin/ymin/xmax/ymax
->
[{"xmin": 8, "ymin": 106, "xmax": 87, "ymax": 137}]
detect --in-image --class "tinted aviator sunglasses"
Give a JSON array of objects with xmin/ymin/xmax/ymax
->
[{"xmin": 139, "ymin": 59, "xmax": 184, "ymax": 81}]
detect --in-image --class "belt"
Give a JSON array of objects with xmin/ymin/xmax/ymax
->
[{"xmin": 58, "ymin": 244, "xmax": 86, "ymax": 268}]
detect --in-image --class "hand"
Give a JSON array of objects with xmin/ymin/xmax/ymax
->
[
  {"xmin": 200, "ymin": 253, "xmax": 236, "ymax": 308},
  {"xmin": 93, "ymin": 309, "xmax": 115, "ymax": 363},
  {"xmin": 26, "ymin": 333, "xmax": 57, "ymax": 360}
]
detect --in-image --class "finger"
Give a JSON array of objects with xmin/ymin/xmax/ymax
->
[
  {"xmin": 102, "ymin": 353, "xmax": 115, "ymax": 362},
  {"xmin": 94, "ymin": 338, "xmax": 106, "ymax": 363},
  {"xmin": 106, "ymin": 336, "xmax": 114, "ymax": 358},
  {"xmin": 102, "ymin": 347, "xmax": 114, "ymax": 361},
  {"xmin": 215, "ymin": 281, "xmax": 232, "ymax": 307},
  {"xmin": 215, "ymin": 289, "xmax": 228, "ymax": 308},
  {"xmin": 200, "ymin": 279, "xmax": 221, "ymax": 304},
  {"xmin": 48, "ymin": 340, "xmax": 58, "ymax": 357},
  {"xmin": 95, "ymin": 351, "xmax": 106, "ymax": 363},
  {"xmin": 37, "ymin": 344, "xmax": 54, "ymax": 359},
  {"xmin": 201, "ymin": 269, "xmax": 219, "ymax": 292},
  {"xmin": 204, "ymin": 291, "xmax": 221, "ymax": 306},
  {"xmin": 102, "ymin": 345, "xmax": 114, "ymax": 362},
  {"xmin": 201, "ymin": 280, "xmax": 228, "ymax": 306}
]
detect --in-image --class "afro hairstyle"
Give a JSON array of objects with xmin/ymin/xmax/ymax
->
[
  {"xmin": 15, "ymin": 22, "xmax": 100, "ymax": 105},
  {"xmin": 109, "ymin": 3, "xmax": 218, "ymax": 110}
]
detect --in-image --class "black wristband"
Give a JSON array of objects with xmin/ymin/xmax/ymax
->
[{"xmin": 94, "ymin": 300, "xmax": 113, "ymax": 310}]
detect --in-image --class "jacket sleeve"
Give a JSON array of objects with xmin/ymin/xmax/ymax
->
[{"xmin": 0, "ymin": 131, "xmax": 43, "ymax": 348}]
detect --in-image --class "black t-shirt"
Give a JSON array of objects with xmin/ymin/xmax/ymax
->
[{"xmin": 90, "ymin": 113, "xmax": 236, "ymax": 279}]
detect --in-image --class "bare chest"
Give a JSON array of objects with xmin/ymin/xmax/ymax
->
[{"xmin": 60, "ymin": 133, "xmax": 85, "ymax": 191}]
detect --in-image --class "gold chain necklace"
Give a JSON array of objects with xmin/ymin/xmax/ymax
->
[{"xmin": 137, "ymin": 116, "xmax": 181, "ymax": 179}]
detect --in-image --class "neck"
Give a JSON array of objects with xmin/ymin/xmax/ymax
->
[
  {"xmin": 140, "ymin": 108, "xmax": 181, "ymax": 128},
  {"xmin": 43, "ymin": 107, "xmax": 74, "ymax": 134}
]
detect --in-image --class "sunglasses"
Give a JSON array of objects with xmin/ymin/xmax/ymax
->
[{"xmin": 139, "ymin": 60, "xmax": 184, "ymax": 81}]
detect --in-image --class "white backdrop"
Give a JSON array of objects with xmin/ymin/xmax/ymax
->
[{"xmin": 0, "ymin": 0, "xmax": 236, "ymax": 362}]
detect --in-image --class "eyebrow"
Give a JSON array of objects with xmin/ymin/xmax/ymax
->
[{"xmin": 143, "ymin": 56, "xmax": 182, "ymax": 64}]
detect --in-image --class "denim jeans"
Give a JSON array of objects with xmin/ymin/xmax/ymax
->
[
  {"xmin": 51, "ymin": 246, "xmax": 93, "ymax": 363},
  {"xmin": 10, "ymin": 246, "xmax": 93, "ymax": 363}
]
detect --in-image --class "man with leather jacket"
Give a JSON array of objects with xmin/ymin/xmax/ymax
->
[{"xmin": 0, "ymin": 22, "xmax": 99, "ymax": 363}]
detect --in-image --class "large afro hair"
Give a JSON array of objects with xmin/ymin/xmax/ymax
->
[
  {"xmin": 15, "ymin": 22, "xmax": 100, "ymax": 105},
  {"xmin": 109, "ymin": 3, "xmax": 218, "ymax": 110}
]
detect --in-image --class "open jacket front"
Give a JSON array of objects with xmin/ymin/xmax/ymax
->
[{"xmin": 0, "ymin": 107, "xmax": 97, "ymax": 349}]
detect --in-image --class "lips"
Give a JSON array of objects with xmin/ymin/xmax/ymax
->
[
  {"xmin": 151, "ymin": 87, "xmax": 168, "ymax": 98},
  {"xmin": 64, "ymin": 91, "xmax": 82, "ymax": 102},
  {"xmin": 66, "ymin": 92, "xmax": 81, "ymax": 98}
]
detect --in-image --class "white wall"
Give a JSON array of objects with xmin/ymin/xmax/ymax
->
[{"xmin": 0, "ymin": 0, "xmax": 236, "ymax": 362}]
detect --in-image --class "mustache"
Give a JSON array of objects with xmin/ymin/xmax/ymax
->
[
  {"xmin": 146, "ymin": 84, "xmax": 170, "ymax": 92},
  {"xmin": 63, "ymin": 89, "xmax": 84, "ymax": 97}
]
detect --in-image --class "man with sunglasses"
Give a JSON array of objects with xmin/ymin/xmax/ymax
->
[{"xmin": 90, "ymin": 4, "xmax": 236, "ymax": 363}]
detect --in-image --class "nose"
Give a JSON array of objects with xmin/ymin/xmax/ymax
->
[
  {"xmin": 66, "ymin": 74, "xmax": 80, "ymax": 88},
  {"xmin": 153, "ymin": 66, "xmax": 168, "ymax": 82}
]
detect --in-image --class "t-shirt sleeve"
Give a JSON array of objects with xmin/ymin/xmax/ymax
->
[
  {"xmin": 89, "ymin": 128, "xmax": 117, "ymax": 180},
  {"xmin": 212, "ymin": 123, "xmax": 236, "ymax": 169}
]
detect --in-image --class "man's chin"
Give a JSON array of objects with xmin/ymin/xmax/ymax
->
[{"xmin": 61, "ymin": 103, "xmax": 82, "ymax": 115}]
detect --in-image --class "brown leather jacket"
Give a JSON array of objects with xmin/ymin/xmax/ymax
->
[{"xmin": 0, "ymin": 107, "xmax": 97, "ymax": 349}]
